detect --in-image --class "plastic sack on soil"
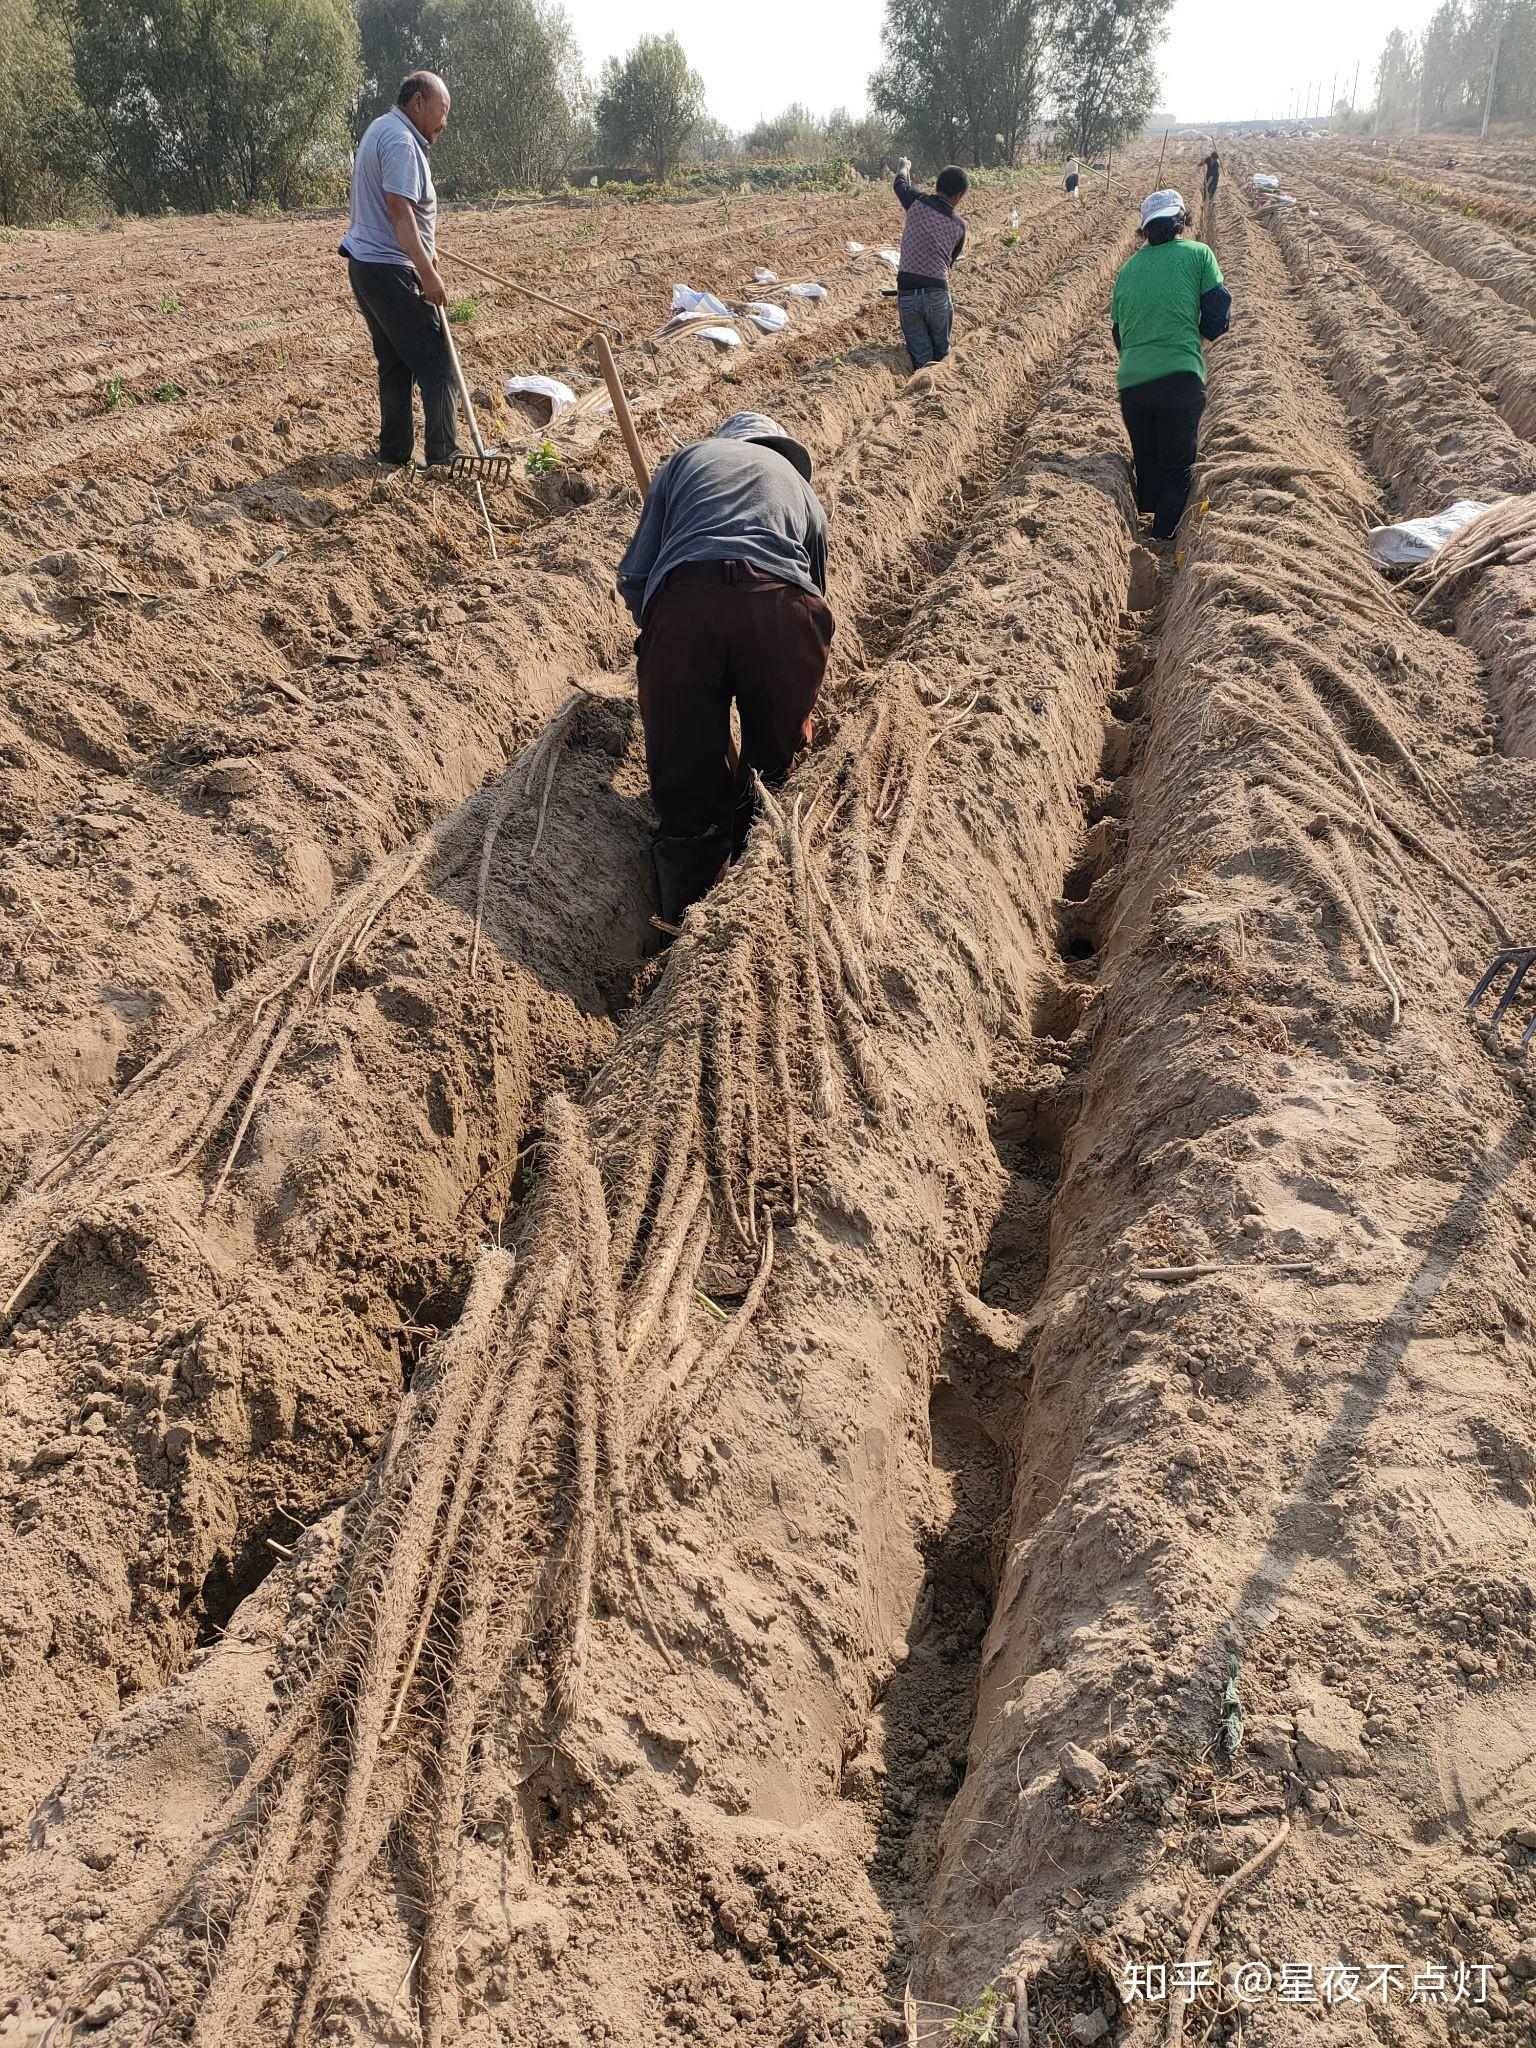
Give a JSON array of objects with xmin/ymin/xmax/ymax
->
[
  {"xmin": 1251, "ymin": 173, "xmax": 1280, "ymax": 189},
  {"xmin": 874, "ymin": 248, "xmax": 901, "ymax": 268},
  {"xmin": 753, "ymin": 267, "xmax": 778, "ymax": 283},
  {"xmin": 692, "ymin": 325, "xmax": 742, "ymax": 348},
  {"xmin": 671, "ymin": 284, "xmax": 732, "ymax": 317},
  {"xmin": 502, "ymin": 376, "xmax": 577, "ymax": 424},
  {"xmin": 787, "ymin": 282, "xmax": 828, "ymax": 298},
  {"xmin": 846, "ymin": 240, "xmax": 865, "ymax": 253},
  {"xmin": 1367, "ymin": 499, "xmax": 1497, "ymax": 567},
  {"xmin": 745, "ymin": 302, "xmax": 790, "ymax": 332}
]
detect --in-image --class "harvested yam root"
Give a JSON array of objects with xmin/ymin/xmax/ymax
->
[
  {"xmin": 99, "ymin": 675, "xmax": 946, "ymax": 2048},
  {"xmin": 1407, "ymin": 491, "xmax": 1536, "ymax": 612},
  {"xmin": 0, "ymin": 695, "xmax": 593, "ymax": 1327}
]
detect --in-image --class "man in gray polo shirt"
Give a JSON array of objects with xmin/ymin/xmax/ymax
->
[{"xmin": 341, "ymin": 71, "xmax": 461, "ymax": 468}]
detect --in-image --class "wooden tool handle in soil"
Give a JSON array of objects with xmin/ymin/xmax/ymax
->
[
  {"xmin": 595, "ymin": 332, "xmax": 651, "ymax": 497},
  {"xmin": 438, "ymin": 247, "xmax": 620, "ymax": 339}
]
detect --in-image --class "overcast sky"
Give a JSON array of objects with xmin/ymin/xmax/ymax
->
[{"xmin": 565, "ymin": 0, "xmax": 1446, "ymax": 131}]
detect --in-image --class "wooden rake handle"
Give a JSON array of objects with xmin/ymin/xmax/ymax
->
[
  {"xmin": 438, "ymin": 245, "xmax": 620, "ymax": 338},
  {"xmin": 438, "ymin": 246, "xmax": 650, "ymax": 498}
]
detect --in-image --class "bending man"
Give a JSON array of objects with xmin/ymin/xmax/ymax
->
[
  {"xmin": 617, "ymin": 413, "xmax": 833, "ymax": 927},
  {"xmin": 340, "ymin": 71, "xmax": 461, "ymax": 469},
  {"xmin": 1110, "ymin": 190, "xmax": 1231, "ymax": 542}
]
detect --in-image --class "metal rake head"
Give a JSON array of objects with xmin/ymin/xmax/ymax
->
[
  {"xmin": 1469, "ymin": 945, "xmax": 1536, "ymax": 1053},
  {"xmin": 448, "ymin": 451, "xmax": 518, "ymax": 487}
]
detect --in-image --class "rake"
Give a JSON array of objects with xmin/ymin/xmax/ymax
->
[
  {"xmin": 1468, "ymin": 945, "xmax": 1536, "ymax": 1053},
  {"xmin": 436, "ymin": 309, "xmax": 516, "ymax": 487}
]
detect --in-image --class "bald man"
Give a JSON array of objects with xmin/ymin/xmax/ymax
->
[{"xmin": 340, "ymin": 71, "xmax": 462, "ymax": 469}]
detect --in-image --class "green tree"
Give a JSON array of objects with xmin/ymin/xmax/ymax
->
[
  {"xmin": 825, "ymin": 106, "xmax": 900, "ymax": 174},
  {"xmin": 594, "ymin": 32, "xmax": 705, "ymax": 180},
  {"xmin": 1050, "ymin": 0, "xmax": 1171, "ymax": 156},
  {"xmin": 0, "ymin": 0, "xmax": 95, "ymax": 222},
  {"xmin": 64, "ymin": 0, "xmax": 359, "ymax": 212},
  {"xmin": 746, "ymin": 102, "xmax": 828, "ymax": 158},
  {"xmin": 687, "ymin": 113, "xmax": 741, "ymax": 163},
  {"xmin": 436, "ymin": 0, "xmax": 585, "ymax": 190},
  {"xmin": 1419, "ymin": 0, "xmax": 1469, "ymax": 123},
  {"xmin": 871, "ymin": 0, "xmax": 1057, "ymax": 169},
  {"xmin": 1373, "ymin": 26, "xmax": 1420, "ymax": 130},
  {"xmin": 1467, "ymin": 0, "xmax": 1536, "ymax": 125},
  {"xmin": 353, "ymin": 0, "xmax": 451, "ymax": 137}
]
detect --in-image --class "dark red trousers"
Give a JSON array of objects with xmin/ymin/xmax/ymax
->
[{"xmin": 635, "ymin": 560, "xmax": 834, "ymax": 924}]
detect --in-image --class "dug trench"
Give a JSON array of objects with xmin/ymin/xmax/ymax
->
[
  {"xmin": 0, "ymin": 180, "xmax": 1120, "ymax": 1192},
  {"xmin": 0, "ymin": 302, "xmax": 1160, "ymax": 2040},
  {"xmin": 911, "ymin": 189, "xmax": 1536, "ymax": 2047},
  {"xmin": 0, "ymin": 204, "xmax": 1142, "ymax": 1838},
  {"xmin": 1254, "ymin": 158, "xmax": 1536, "ymax": 769}
]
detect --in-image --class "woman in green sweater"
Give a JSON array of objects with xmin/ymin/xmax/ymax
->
[{"xmin": 1110, "ymin": 190, "xmax": 1232, "ymax": 540}]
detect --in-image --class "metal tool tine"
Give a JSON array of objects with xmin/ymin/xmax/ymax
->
[
  {"xmin": 448, "ymin": 452, "xmax": 516, "ymax": 487},
  {"xmin": 1467, "ymin": 955, "xmax": 1510, "ymax": 1011},
  {"xmin": 1487, "ymin": 960, "xmax": 1531, "ymax": 1032}
]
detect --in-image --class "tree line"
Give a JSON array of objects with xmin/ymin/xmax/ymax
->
[
  {"xmin": 0, "ymin": 0, "xmax": 1169, "ymax": 226},
  {"xmin": 1373, "ymin": 1, "xmax": 1536, "ymax": 132}
]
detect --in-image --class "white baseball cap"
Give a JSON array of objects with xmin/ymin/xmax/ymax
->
[{"xmin": 1140, "ymin": 189, "xmax": 1186, "ymax": 227}]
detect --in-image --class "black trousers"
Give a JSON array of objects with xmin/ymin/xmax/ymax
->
[
  {"xmin": 1205, "ymin": 167, "xmax": 1220, "ymax": 199},
  {"xmin": 345, "ymin": 256, "xmax": 460, "ymax": 466},
  {"xmin": 1119, "ymin": 370, "xmax": 1207, "ymax": 540},
  {"xmin": 635, "ymin": 561, "xmax": 834, "ymax": 925}
]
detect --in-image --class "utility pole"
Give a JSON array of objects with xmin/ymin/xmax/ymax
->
[
  {"xmin": 1328, "ymin": 70, "xmax": 1337, "ymax": 122},
  {"xmin": 1350, "ymin": 59, "xmax": 1360, "ymax": 113},
  {"xmin": 1481, "ymin": 6, "xmax": 1507, "ymax": 141}
]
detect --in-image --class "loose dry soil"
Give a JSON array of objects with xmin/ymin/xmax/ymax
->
[{"xmin": 2, "ymin": 143, "xmax": 1536, "ymax": 2048}]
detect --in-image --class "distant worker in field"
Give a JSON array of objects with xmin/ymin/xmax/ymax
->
[
  {"xmin": 1065, "ymin": 153, "xmax": 1082, "ymax": 200},
  {"xmin": 616, "ymin": 413, "xmax": 833, "ymax": 927},
  {"xmin": 1110, "ymin": 190, "xmax": 1232, "ymax": 542},
  {"xmin": 1202, "ymin": 148, "xmax": 1221, "ymax": 202},
  {"xmin": 340, "ymin": 71, "xmax": 461, "ymax": 470},
  {"xmin": 893, "ymin": 156, "xmax": 969, "ymax": 371}
]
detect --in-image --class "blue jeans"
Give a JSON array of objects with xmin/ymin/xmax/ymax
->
[{"xmin": 898, "ymin": 287, "xmax": 953, "ymax": 369}]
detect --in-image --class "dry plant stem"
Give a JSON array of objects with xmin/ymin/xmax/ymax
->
[
  {"xmin": 639, "ymin": 1218, "xmax": 775, "ymax": 1456},
  {"xmin": 553, "ymin": 1314, "xmax": 601, "ymax": 1726},
  {"xmin": 765, "ymin": 960, "xmax": 802, "ymax": 1218},
  {"xmin": 814, "ymin": 920, "xmax": 888, "ymax": 1111},
  {"xmin": 382, "ymin": 1254, "xmax": 571, "ymax": 1745},
  {"xmin": 621, "ymin": 1160, "xmax": 708, "ymax": 1365},
  {"xmin": 40, "ymin": 1956, "xmax": 170, "ymax": 2048},
  {"xmin": 878, "ymin": 742, "xmax": 932, "ymax": 929},
  {"xmin": 1253, "ymin": 786, "xmax": 1402, "ymax": 1023},
  {"xmin": 290, "ymin": 1251, "xmax": 514, "ymax": 2045},
  {"xmin": 608, "ymin": 1036, "xmax": 698, "ymax": 1276},
  {"xmin": 468, "ymin": 692, "xmax": 584, "ymax": 976},
  {"xmin": 187, "ymin": 1763, "xmax": 313, "ymax": 2047},
  {"xmin": 1374, "ymin": 792, "xmax": 1511, "ymax": 941},
  {"xmin": 204, "ymin": 1004, "xmax": 307, "ymax": 1209},
  {"xmin": 572, "ymin": 1132, "xmax": 670, "ymax": 1661},
  {"xmin": 1235, "ymin": 611, "xmax": 1443, "ymax": 805},
  {"xmin": 1164, "ymin": 1816, "xmax": 1293, "ymax": 2046},
  {"xmin": 783, "ymin": 797, "xmax": 840, "ymax": 1121},
  {"xmin": 1256, "ymin": 759, "xmax": 1451, "ymax": 944}
]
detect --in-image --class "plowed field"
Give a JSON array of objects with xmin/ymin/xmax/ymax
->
[{"xmin": 3, "ymin": 147, "xmax": 1536, "ymax": 2048}]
